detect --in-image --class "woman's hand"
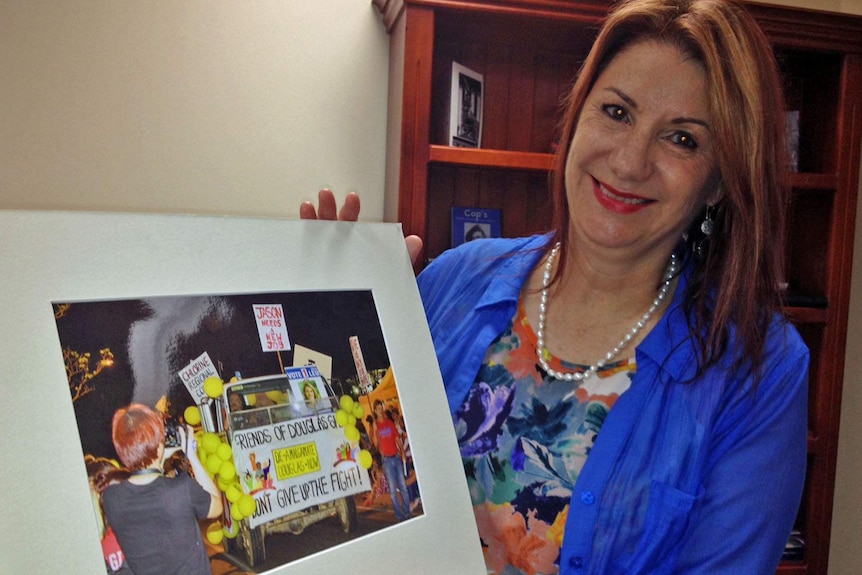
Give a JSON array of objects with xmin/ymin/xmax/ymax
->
[
  {"xmin": 300, "ymin": 189, "xmax": 361, "ymax": 221},
  {"xmin": 300, "ymin": 188, "xmax": 424, "ymax": 266}
]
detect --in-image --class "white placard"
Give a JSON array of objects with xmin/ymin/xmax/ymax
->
[
  {"xmin": 349, "ymin": 335, "xmax": 372, "ymax": 391},
  {"xmin": 177, "ymin": 351, "xmax": 219, "ymax": 404},
  {"xmin": 292, "ymin": 344, "xmax": 333, "ymax": 382},
  {"xmin": 0, "ymin": 210, "xmax": 484, "ymax": 575},
  {"xmin": 232, "ymin": 413, "xmax": 369, "ymax": 528},
  {"xmin": 252, "ymin": 303, "xmax": 291, "ymax": 352}
]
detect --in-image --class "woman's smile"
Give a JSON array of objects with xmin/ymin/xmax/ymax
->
[{"xmin": 593, "ymin": 178, "xmax": 654, "ymax": 214}]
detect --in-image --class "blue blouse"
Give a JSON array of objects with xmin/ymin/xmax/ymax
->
[{"xmin": 417, "ymin": 234, "xmax": 808, "ymax": 575}]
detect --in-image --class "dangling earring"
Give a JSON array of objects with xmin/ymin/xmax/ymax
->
[{"xmin": 696, "ymin": 204, "xmax": 715, "ymax": 258}]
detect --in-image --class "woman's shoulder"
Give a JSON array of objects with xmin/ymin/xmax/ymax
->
[
  {"xmin": 763, "ymin": 311, "xmax": 810, "ymax": 364},
  {"xmin": 438, "ymin": 234, "xmax": 549, "ymax": 263},
  {"xmin": 419, "ymin": 234, "xmax": 550, "ymax": 284}
]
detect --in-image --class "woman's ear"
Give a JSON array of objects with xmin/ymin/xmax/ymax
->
[{"xmin": 706, "ymin": 178, "xmax": 724, "ymax": 206}]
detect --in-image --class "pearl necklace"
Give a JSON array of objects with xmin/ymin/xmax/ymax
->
[{"xmin": 536, "ymin": 243, "xmax": 678, "ymax": 381}]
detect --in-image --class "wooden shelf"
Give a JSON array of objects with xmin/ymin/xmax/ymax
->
[
  {"xmin": 777, "ymin": 562, "xmax": 808, "ymax": 575},
  {"xmin": 428, "ymin": 145, "xmax": 555, "ymax": 171},
  {"xmin": 783, "ymin": 306, "xmax": 828, "ymax": 325},
  {"xmin": 787, "ymin": 173, "xmax": 837, "ymax": 190}
]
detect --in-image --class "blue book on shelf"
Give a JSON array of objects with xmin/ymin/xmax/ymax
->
[{"xmin": 451, "ymin": 206, "xmax": 502, "ymax": 248}]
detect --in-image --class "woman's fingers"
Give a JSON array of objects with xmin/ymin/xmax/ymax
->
[
  {"xmin": 338, "ymin": 192, "xmax": 361, "ymax": 221},
  {"xmin": 316, "ymin": 189, "xmax": 339, "ymax": 220},
  {"xmin": 300, "ymin": 189, "xmax": 423, "ymax": 266},
  {"xmin": 299, "ymin": 201, "xmax": 318, "ymax": 220},
  {"xmin": 300, "ymin": 189, "xmax": 360, "ymax": 221},
  {"xmin": 405, "ymin": 235, "xmax": 423, "ymax": 266}
]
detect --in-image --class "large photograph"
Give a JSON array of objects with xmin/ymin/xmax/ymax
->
[{"xmin": 55, "ymin": 290, "xmax": 422, "ymax": 575}]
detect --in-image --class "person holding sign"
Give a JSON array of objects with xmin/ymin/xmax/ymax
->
[
  {"xmin": 370, "ymin": 400, "xmax": 411, "ymax": 522},
  {"xmin": 94, "ymin": 404, "xmax": 222, "ymax": 575},
  {"xmin": 301, "ymin": 0, "xmax": 808, "ymax": 572}
]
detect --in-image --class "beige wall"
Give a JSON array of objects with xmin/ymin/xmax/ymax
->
[
  {"xmin": 0, "ymin": 0, "xmax": 390, "ymax": 220},
  {"xmin": 755, "ymin": 0, "xmax": 862, "ymax": 14},
  {"xmin": 830, "ymin": 167, "xmax": 862, "ymax": 575},
  {"xmin": 1, "ymin": 0, "xmax": 860, "ymax": 572}
]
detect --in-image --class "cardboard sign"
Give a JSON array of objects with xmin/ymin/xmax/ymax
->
[
  {"xmin": 349, "ymin": 336, "xmax": 372, "ymax": 392},
  {"xmin": 252, "ymin": 304, "xmax": 291, "ymax": 352},
  {"xmin": 231, "ymin": 412, "xmax": 370, "ymax": 528},
  {"xmin": 177, "ymin": 351, "xmax": 219, "ymax": 404}
]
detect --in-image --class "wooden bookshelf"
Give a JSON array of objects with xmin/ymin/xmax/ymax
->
[{"xmin": 376, "ymin": 1, "xmax": 862, "ymax": 572}]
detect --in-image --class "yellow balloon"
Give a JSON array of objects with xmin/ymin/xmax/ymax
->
[
  {"xmin": 352, "ymin": 403, "xmax": 365, "ymax": 419},
  {"xmin": 265, "ymin": 390, "xmax": 287, "ymax": 404},
  {"xmin": 339, "ymin": 395, "xmax": 355, "ymax": 413},
  {"xmin": 345, "ymin": 424, "xmax": 360, "ymax": 442},
  {"xmin": 230, "ymin": 502, "xmax": 244, "ymax": 521},
  {"xmin": 223, "ymin": 520, "xmax": 239, "ymax": 539},
  {"xmin": 206, "ymin": 453, "xmax": 223, "ymax": 475},
  {"xmin": 217, "ymin": 475, "xmax": 232, "ymax": 492},
  {"xmin": 238, "ymin": 494, "xmax": 256, "ymax": 517},
  {"xmin": 335, "ymin": 409, "xmax": 349, "ymax": 427},
  {"xmin": 201, "ymin": 433, "xmax": 221, "ymax": 454},
  {"xmin": 359, "ymin": 449, "xmax": 373, "ymax": 469},
  {"xmin": 216, "ymin": 442, "xmax": 232, "ymax": 461},
  {"xmin": 203, "ymin": 376, "xmax": 224, "ymax": 399},
  {"xmin": 226, "ymin": 484, "xmax": 242, "ymax": 503},
  {"xmin": 184, "ymin": 405, "xmax": 201, "ymax": 426},
  {"xmin": 206, "ymin": 522, "xmax": 224, "ymax": 545},
  {"xmin": 219, "ymin": 460, "xmax": 236, "ymax": 481}
]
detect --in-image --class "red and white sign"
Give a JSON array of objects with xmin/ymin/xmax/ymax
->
[
  {"xmin": 253, "ymin": 304, "xmax": 291, "ymax": 352},
  {"xmin": 349, "ymin": 336, "xmax": 372, "ymax": 392}
]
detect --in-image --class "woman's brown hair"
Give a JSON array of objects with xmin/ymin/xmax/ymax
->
[{"xmin": 550, "ymin": 0, "xmax": 789, "ymax": 376}]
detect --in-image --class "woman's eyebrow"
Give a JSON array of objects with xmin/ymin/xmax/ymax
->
[{"xmin": 606, "ymin": 86, "xmax": 711, "ymax": 129}]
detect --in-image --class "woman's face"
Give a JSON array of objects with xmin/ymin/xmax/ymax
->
[
  {"xmin": 565, "ymin": 39, "xmax": 720, "ymax": 261},
  {"xmin": 304, "ymin": 385, "xmax": 316, "ymax": 400}
]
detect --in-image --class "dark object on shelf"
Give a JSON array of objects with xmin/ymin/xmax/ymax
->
[
  {"xmin": 783, "ymin": 530, "xmax": 805, "ymax": 562},
  {"xmin": 784, "ymin": 292, "xmax": 828, "ymax": 308}
]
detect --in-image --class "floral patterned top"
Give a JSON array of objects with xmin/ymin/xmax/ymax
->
[{"xmin": 454, "ymin": 300, "xmax": 635, "ymax": 575}]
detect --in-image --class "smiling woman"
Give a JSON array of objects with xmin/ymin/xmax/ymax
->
[{"xmin": 304, "ymin": 0, "xmax": 808, "ymax": 573}]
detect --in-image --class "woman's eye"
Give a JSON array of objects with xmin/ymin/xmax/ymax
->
[
  {"xmin": 669, "ymin": 131, "xmax": 698, "ymax": 150},
  {"xmin": 603, "ymin": 104, "xmax": 629, "ymax": 122}
]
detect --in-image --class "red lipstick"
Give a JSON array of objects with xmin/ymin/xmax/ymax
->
[{"xmin": 593, "ymin": 179, "xmax": 652, "ymax": 214}]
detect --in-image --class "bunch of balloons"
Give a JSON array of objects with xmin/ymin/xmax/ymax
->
[
  {"xmin": 334, "ymin": 395, "xmax": 374, "ymax": 470},
  {"xmin": 182, "ymin": 376, "xmax": 255, "ymax": 545}
]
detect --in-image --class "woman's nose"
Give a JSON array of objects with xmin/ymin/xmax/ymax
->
[{"xmin": 607, "ymin": 130, "xmax": 654, "ymax": 182}]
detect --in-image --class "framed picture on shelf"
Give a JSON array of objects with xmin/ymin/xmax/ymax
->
[
  {"xmin": 449, "ymin": 62, "xmax": 483, "ymax": 148},
  {"xmin": 451, "ymin": 206, "xmax": 501, "ymax": 248}
]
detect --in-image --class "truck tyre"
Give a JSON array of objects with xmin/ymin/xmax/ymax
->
[
  {"xmin": 336, "ymin": 496, "xmax": 358, "ymax": 533},
  {"xmin": 240, "ymin": 521, "xmax": 266, "ymax": 566},
  {"xmin": 224, "ymin": 534, "xmax": 240, "ymax": 555}
]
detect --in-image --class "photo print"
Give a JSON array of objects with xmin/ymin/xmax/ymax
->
[{"xmin": 55, "ymin": 289, "xmax": 422, "ymax": 575}]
